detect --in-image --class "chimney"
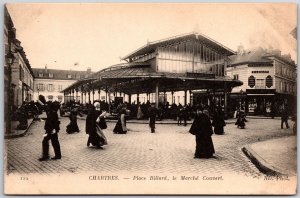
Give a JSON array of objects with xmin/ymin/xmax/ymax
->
[{"xmin": 45, "ymin": 65, "xmax": 47, "ymax": 72}]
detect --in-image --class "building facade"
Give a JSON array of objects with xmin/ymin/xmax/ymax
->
[
  {"xmin": 32, "ymin": 67, "xmax": 93, "ymax": 103},
  {"xmin": 5, "ymin": 6, "xmax": 34, "ymax": 109},
  {"xmin": 227, "ymin": 48, "xmax": 297, "ymax": 116},
  {"xmin": 121, "ymin": 33, "xmax": 235, "ymax": 107},
  {"xmin": 63, "ymin": 32, "xmax": 242, "ymax": 119}
]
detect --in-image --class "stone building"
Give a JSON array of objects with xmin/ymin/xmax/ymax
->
[
  {"xmin": 5, "ymin": 6, "xmax": 34, "ymax": 109},
  {"xmin": 227, "ymin": 47, "xmax": 297, "ymax": 116},
  {"xmin": 63, "ymin": 32, "xmax": 242, "ymax": 117},
  {"xmin": 32, "ymin": 67, "xmax": 93, "ymax": 103}
]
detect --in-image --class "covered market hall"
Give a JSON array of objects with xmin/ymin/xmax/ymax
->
[{"xmin": 62, "ymin": 33, "xmax": 242, "ymax": 118}]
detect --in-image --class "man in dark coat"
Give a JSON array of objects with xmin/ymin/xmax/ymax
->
[
  {"xmin": 86, "ymin": 104, "xmax": 107, "ymax": 148},
  {"xmin": 39, "ymin": 102, "xmax": 61, "ymax": 161},
  {"xmin": 148, "ymin": 103, "xmax": 157, "ymax": 133},
  {"xmin": 189, "ymin": 108, "xmax": 215, "ymax": 159},
  {"xmin": 281, "ymin": 104, "xmax": 290, "ymax": 129},
  {"xmin": 212, "ymin": 107, "xmax": 225, "ymax": 135}
]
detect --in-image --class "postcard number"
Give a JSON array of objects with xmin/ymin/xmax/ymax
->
[{"xmin": 20, "ymin": 177, "xmax": 29, "ymax": 181}]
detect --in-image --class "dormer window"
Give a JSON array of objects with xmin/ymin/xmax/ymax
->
[
  {"xmin": 39, "ymin": 73, "xmax": 43, "ymax": 77},
  {"xmin": 49, "ymin": 73, "xmax": 53, "ymax": 78},
  {"xmin": 67, "ymin": 74, "xmax": 72, "ymax": 79}
]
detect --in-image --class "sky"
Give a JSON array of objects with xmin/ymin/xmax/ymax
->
[{"xmin": 6, "ymin": 3, "xmax": 297, "ymax": 72}]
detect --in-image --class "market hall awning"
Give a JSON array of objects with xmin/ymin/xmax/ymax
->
[
  {"xmin": 62, "ymin": 63, "xmax": 243, "ymax": 94},
  {"xmin": 60, "ymin": 77, "xmax": 97, "ymax": 93}
]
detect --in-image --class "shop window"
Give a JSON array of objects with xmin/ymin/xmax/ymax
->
[
  {"xmin": 248, "ymin": 75, "xmax": 255, "ymax": 88},
  {"xmin": 266, "ymin": 75, "xmax": 273, "ymax": 88}
]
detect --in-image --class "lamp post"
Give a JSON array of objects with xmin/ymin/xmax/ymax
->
[{"xmin": 6, "ymin": 51, "xmax": 15, "ymax": 134}]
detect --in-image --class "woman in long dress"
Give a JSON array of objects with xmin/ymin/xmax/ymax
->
[
  {"xmin": 189, "ymin": 108, "xmax": 215, "ymax": 159},
  {"xmin": 86, "ymin": 103, "xmax": 108, "ymax": 148},
  {"xmin": 113, "ymin": 107, "xmax": 127, "ymax": 134},
  {"xmin": 66, "ymin": 106, "xmax": 80, "ymax": 133},
  {"xmin": 212, "ymin": 107, "xmax": 225, "ymax": 135},
  {"xmin": 136, "ymin": 104, "xmax": 143, "ymax": 120}
]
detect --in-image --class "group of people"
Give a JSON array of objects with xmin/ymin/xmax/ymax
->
[
  {"xmin": 38, "ymin": 99, "xmax": 294, "ymax": 162},
  {"xmin": 39, "ymin": 101, "xmax": 108, "ymax": 161},
  {"xmin": 112, "ymin": 102, "xmax": 158, "ymax": 133}
]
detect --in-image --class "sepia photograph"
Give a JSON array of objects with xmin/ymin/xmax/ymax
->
[{"xmin": 3, "ymin": 2, "xmax": 297, "ymax": 195}]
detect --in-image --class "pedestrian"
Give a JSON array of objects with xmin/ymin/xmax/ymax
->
[
  {"xmin": 113, "ymin": 105, "xmax": 127, "ymax": 134},
  {"xmin": 235, "ymin": 110, "xmax": 246, "ymax": 129},
  {"xmin": 38, "ymin": 102, "xmax": 61, "ymax": 161},
  {"xmin": 148, "ymin": 103, "xmax": 157, "ymax": 133},
  {"xmin": 281, "ymin": 104, "xmax": 290, "ymax": 129},
  {"xmin": 212, "ymin": 107, "xmax": 226, "ymax": 135},
  {"xmin": 16, "ymin": 105, "xmax": 28, "ymax": 130},
  {"xmin": 291, "ymin": 114, "xmax": 296, "ymax": 134},
  {"xmin": 189, "ymin": 107, "xmax": 215, "ymax": 159},
  {"xmin": 86, "ymin": 103, "xmax": 108, "ymax": 148},
  {"xmin": 182, "ymin": 106, "xmax": 188, "ymax": 126},
  {"xmin": 177, "ymin": 104, "xmax": 183, "ymax": 125},
  {"xmin": 66, "ymin": 105, "xmax": 82, "ymax": 134},
  {"xmin": 136, "ymin": 103, "xmax": 144, "ymax": 120}
]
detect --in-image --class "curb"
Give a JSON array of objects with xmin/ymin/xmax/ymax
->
[
  {"xmin": 5, "ymin": 119, "xmax": 35, "ymax": 139},
  {"xmin": 246, "ymin": 116, "xmax": 280, "ymax": 120},
  {"xmin": 242, "ymin": 145, "xmax": 284, "ymax": 176}
]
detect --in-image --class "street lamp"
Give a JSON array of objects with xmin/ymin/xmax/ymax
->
[{"xmin": 6, "ymin": 51, "xmax": 15, "ymax": 133}]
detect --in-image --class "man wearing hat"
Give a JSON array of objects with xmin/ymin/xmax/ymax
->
[
  {"xmin": 39, "ymin": 101, "xmax": 61, "ymax": 161},
  {"xmin": 148, "ymin": 103, "xmax": 157, "ymax": 133}
]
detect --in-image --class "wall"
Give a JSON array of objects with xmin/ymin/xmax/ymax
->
[
  {"xmin": 226, "ymin": 64, "xmax": 249, "ymax": 93},
  {"xmin": 33, "ymin": 78, "xmax": 77, "ymax": 103},
  {"xmin": 156, "ymin": 40, "xmax": 225, "ymax": 75},
  {"xmin": 273, "ymin": 59, "xmax": 297, "ymax": 95},
  {"xmin": 247, "ymin": 65, "xmax": 275, "ymax": 90}
]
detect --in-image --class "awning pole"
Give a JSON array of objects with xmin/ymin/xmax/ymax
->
[{"xmin": 155, "ymin": 82, "xmax": 159, "ymax": 108}]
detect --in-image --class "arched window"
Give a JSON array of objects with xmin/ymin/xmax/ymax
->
[
  {"xmin": 266, "ymin": 75, "xmax": 273, "ymax": 88},
  {"xmin": 248, "ymin": 75, "xmax": 255, "ymax": 88}
]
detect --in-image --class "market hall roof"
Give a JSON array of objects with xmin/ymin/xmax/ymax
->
[
  {"xmin": 121, "ymin": 32, "xmax": 236, "ymax": 60},
  {"xmin": 62, "ymin": 63, "xmax": 243, "ymax": 94}
]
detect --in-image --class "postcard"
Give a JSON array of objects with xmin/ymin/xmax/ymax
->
[{"xmin": 4, "ymin": 3, "xmax": 297, "ymax": 195}]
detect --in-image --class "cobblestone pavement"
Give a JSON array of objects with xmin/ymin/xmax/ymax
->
[{"xmin": 5, "ymin": 116, "xmax": 294, "ymax": 178}]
